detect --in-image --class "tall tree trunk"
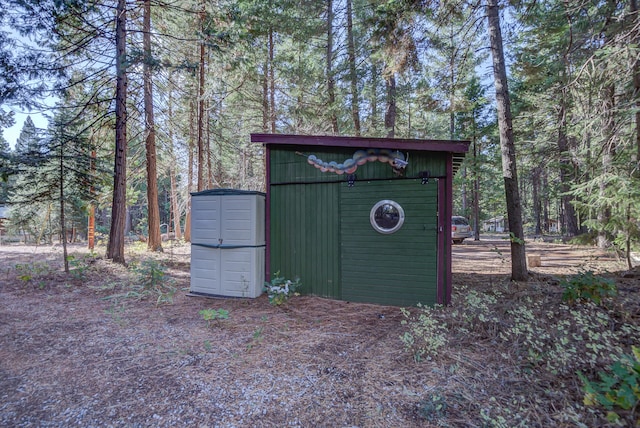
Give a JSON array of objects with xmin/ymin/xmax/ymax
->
[
  {"xmin": 371, "ymin": 64, "xmax": 379, "ymax": 130},
  {"xmin": 87, "ymin": 148, "xmax": 96, "ymax": 250},
  {"xmin": 557, "ymin": 98, "xmax": 579, "ymax": 236},
  {"xmin": 107, "ymin": 0, "xmax": 128, "ymax": 264},
  {"xmin": 449, "ymin": 25, "xmax": 455, "ymax": 140},
  {"xmin": 269, "ymin": 28, "xmax": 276, "ymax": 133},
  {"xmin": 167, "ymin": 83, "xmax": 182, "ymax": 240},
  {"xmin": 262, "ymin": 56, "xmax": 269, "ymax": 132},
  {"xmin": 346, "ymin": 0, "xmax": 361, "ymax": 136},
  {"xmin": 384, "ymin": 73, "xmax": 396, "ymax": 138},
  {"xmin": 326, "ymin": 0, "xmax": 338, "ymax": 134},
  {"xmin": 487, "ymin": 0, "xmax": 527, "ymax": 281},
  {"xmin": 197, "ymin": 4, "xmax": 206, "ymax": 192},
  {"xmin": 472, "ymin": 135, "xmax": 480, "ymax": 240},
  {"xmin": 143, "ymin": 0, "xmax": 162, "ymax": 252},
  {"xmin": 60, "ymin": 145, "xmax": 69, "ymax": 273},
  {"xmin": 598, "ymin": 83, "xmax": 615, "ymax": 248},
  {"xmin": 557, "ymin": 12, "xmax": 580, "ymax": 237},
  {"xmin": 631, "ymin": 0, "xmax": 640, "ymax": 170},
  {"xmin": 532, "ymin": 166, "xmax": 542, "ymax": 236},
  {"xmin": 184, "ymin": 93, "xmax": 197, "ymax": 243},
  {"xmin": 206, "ymin": 100, "xmax": 213, "ymax": 189},
  {"xmin": 543, "ymin": 170, "xmax": 549, "ymax": 233}
]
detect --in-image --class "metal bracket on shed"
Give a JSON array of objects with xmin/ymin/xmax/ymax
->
[
  {"xmin": 347, "ymin": 174, "xmax": 357, "ymax": 188},
  {"xmin": 419, "ymin": 170, "xmax": 430, "ymax": 184}
]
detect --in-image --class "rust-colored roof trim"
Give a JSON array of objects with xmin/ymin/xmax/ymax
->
[{"xmin": 250, "ymin": 133, "xmax": 470, "ymax": 153}]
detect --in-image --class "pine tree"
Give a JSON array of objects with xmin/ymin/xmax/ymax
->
[
  {"xmin": 142, "ymin": 0, "xmax": 162, "ymax": 252},
  {"xmin": 14, "ymin": 116, "xmax": 42, "ymax": 158},
  {"xmin": 487, "ymin": 0, "xmax": 527, "ymax": 281},
  {"xmin": 106, "ymin": 0, "xmax": 128, "ymax": 264},
  {"xmin": 0, "ymin": 133, "xmax": 11, "ymax": 201}
]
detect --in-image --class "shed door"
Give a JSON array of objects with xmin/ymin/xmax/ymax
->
[
  {"xmin": 191, "ymin": 195, "xmax": 221, "ymax": 244},
  {"xmin": 340, "ymin": 179, "xmax": 438, "ymax": 306}
]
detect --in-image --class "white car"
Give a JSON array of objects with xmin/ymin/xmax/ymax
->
[{"xmin": 452, "ymin": 216, "xmax": 472, "ymax": 244}]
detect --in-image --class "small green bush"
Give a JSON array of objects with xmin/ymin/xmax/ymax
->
[
  {"xmin": 104, "ymin": 258, "xmax": 176, "ymax": 305},
  {"xmin": 15, "ymin": 262, "xmax": 51, "ymax": 281},
  {"xmin": 580, "ymin": 346, "xmax": 640, "ymax": 424},
  {"xmin": 560, "ymin": 271, "xmax": 617, "ymax": 305},
  {"xmin": 264, "ymin": 271, "xmax": 301, "ymax": 306},
  {"xmin": 199, "ymin": 308, "xmax": 230, "ymax": 327},
  {"xmin": 67, "ymin": 253, "xmax": 97, "ymax": 280},
  {"xmin": 400, "ymin": 304, "xmax": 448, "ymax": 362}
]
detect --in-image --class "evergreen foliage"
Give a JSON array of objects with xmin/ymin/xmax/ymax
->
[{"xmin": 0, "ymin": 0, "xmax": 637, "ymax": 260}]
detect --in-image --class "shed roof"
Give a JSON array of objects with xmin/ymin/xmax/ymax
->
[
  {"xmin": 251, "ymin": 133, "xmax": 470, "ymax": 173},
  {"xmin": 191, "ymin": 188, "xmax": 265, "ymax": 197}
]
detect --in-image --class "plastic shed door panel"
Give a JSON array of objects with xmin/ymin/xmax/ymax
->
[
  {"xmin": 190, "ymin": 246, "xmax": 264, "ymax": 298},
  {"xmin": 190, "ymin": 245, "xmax": 221, "ymax": 295},
  {"xmin": 221, "ymin": 195, "xmax": 265, "ymax": 246},
  {"xmin": 191, "ymin": 195, "xmax": 221, "ymax": 244},
  {"xmin": 220, "ymin": 247, "xmax": 265, "ymax": 298},
  {"xmin": 190, "ymin": 194, "xmax": 265, "ymax": 246}
]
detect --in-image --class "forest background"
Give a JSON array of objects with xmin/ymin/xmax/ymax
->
[{"xmin": 0, "ymin": 0, "xmax": 639, "ymax": 268}]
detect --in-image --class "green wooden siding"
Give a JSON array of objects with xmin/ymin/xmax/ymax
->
[
  {"xmin": 269, "ymin": 145, "xmax": 444, "ymax": 306},
  {"xmin": 270, "ymin": 182, "xmax": 340, "ymax": 298},
  {"xmin": 270, "ymin": 148, "xmax": 447, "ymax": 184},
  {"xmin": 340, "ymin": 180, "xmax": 438, "ymax": 306}
]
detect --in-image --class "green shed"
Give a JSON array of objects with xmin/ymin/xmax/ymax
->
[{"xmin": 251, "ymin": 133, "xmax": 469, "ymax": 306}]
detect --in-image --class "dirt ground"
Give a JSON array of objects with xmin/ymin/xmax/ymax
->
[{"xmin": 0, "ymin": 237, "xmax": 637, "ymax": 427}]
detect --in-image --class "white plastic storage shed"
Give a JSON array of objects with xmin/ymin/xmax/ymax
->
[{"xmin": 190, "ymin": 189, "xmax": 266, "ymax": 298}]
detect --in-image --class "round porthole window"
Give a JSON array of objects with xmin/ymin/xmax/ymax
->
[{"xmin": 370, "ymin": 200, "xmax": 405, "ymax": 234}]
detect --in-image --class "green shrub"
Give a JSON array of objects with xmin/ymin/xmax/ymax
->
[
  {"xmin": 400, "ymin": 304, "xmax": 448, "ymax": 362},
  {"xmin": 264, "ymin": 271, "xmax": 301, "ymax": 306},
  {"xmin": 580, "ymin": 346, "xmax": 640, "ymax": 424},
  {"xmin": 104, "ymin": 258, "xmax": 176, "ymax": 305},
  {"xmin": 561, "ymin": 271, "xmax": 617, "ymax": 305},
  {"xmin": 67, "ymin": 253, "xmax": 97, "ymax": 280},
  {"xmin": 199, "ymin": 308, "xmax": 230, "ymax": 327},
  {"xmin": 499, "ymin": 299, "xmax": 630, "ymax": 375},
  {"xmin": 15, "ymin": 262, "xmax": 51, "ymax": 281},
  {"xmin": 417, "ymin": 390, "xmax": 448, "ymax": 421}
]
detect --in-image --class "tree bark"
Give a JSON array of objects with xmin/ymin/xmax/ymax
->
[
  {"xmin": 371, "ymin": 64, "xmax": 379, "ymax": 130},
  {"xmin": 631, "ymin": 0, "xmax": 640, "ymax": 170},
  {"xmin": 346, "ymin": 0, "xmax": 360, "ymax": 136},
  {"xmin": 532, "ymin": 166, "xmax": 542, "ymax": 236},
  {"xmin": 326, "ymin": 0, "xmax": 338, "ymax": 134},
  {"xmin": 487, "ymin": 0, "xmax": 527, "ymax": 281},
  {"xmin": 206, "ymin": 100, "xmax": 213, "ymax": 189},
  {"xmin": 106, "ymin": 0, "xmax": 128, "ymax": 264},
  {"xmin": 557, "ymin": 103, "xmax": 579, "ymax": 236},
  {"xmin": 269, "ymin": 28, "xmax": 276, "ymax": 133},
  {"xmin": 143, "ymin": 0, "xmax": 162, "ymax": 252},
  {"xmin": 87, "ymin": 148, "xmax": 96, "ymax": 250},
  {"xmin": 262, "ymin": 56, "xmax": 269, "ymax": 132},
  {"xmin": 598, "ymin": 83, "xmax": 615, "ymax": 249},
  {"xmin": 472, "ymin": 130, "xmax": 480, "ymax": 240},
  {"xmin": 184, "ymin": 92, "xmax": 196, "ymax": 243},
  {"xmin": 60, "ymin": 144, "xmax": 68, "ymax": 273},
  {"xmin": 197, "ymin": 3, "xmax": 206, "ymax": 192},
  {"xmin": 167, "ymin": 87, "xmax": 181, "ymax": 240},
  {"xmin": 384, "ymin": 74, "xmax": 396, "ymax": 138}
]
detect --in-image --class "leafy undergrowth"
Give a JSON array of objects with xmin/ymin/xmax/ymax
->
[{"xmin": 402, "ymin": 271, "xmax": 640, "ymax": 427}]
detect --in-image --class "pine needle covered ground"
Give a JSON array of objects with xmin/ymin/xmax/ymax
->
[{"xmin": 0, "ymin": 238, "xmax": 637, "ymax": 427}]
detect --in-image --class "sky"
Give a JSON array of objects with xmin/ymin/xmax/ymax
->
[
  {"xmin": 3, "ymin": 109, "xmax": 49, "ymax": 149},
  {"xmin": 1, "ymin": 25, "xmax": 51, "ymax": 149}
]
